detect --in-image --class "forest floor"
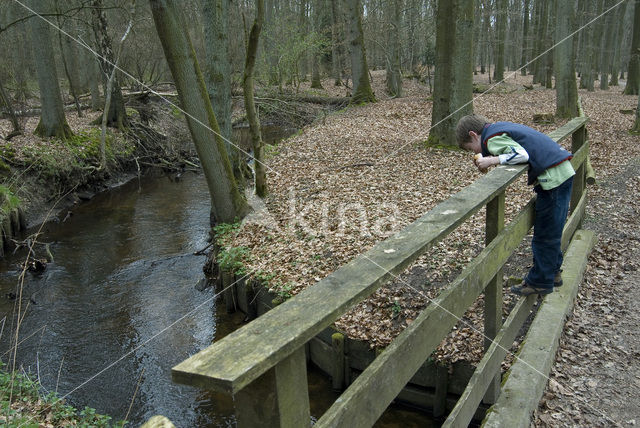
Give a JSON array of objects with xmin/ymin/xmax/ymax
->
[
  {"xmin": 1, "ymin": 70, "xmax": 639, "ymax": 425},
  {"xmin": 224, "ymin": 70, "xmax": 640, "ymax": 426}
]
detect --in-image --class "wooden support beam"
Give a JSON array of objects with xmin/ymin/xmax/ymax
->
[
  {"xmin": 235, "ymin": 348, "xmax": 311, "ymax": 428},
  {"xmin": 484, "ymin": 192, "xmax": 505, "ymax": 404},
  {"xmin": 443, "ymin": 295, "xmax": 537, "ymax": 428},
  {"xmin": 482, "ymin": 230, "xmax": 597, "ymax": 428}
]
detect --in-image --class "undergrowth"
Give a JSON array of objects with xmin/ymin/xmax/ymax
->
[{"xmin": 0, "ymin": 362, "xmax": 125, "ymax": 427}]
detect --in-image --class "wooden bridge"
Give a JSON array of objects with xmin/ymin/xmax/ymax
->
[{"xmin": 162, "ymin": 116, "xmax": 593, "ymax": 427}]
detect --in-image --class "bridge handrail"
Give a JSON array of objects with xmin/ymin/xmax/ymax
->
[{"xmin": 172, "ymin": 116, "xmax": 589, "ymax": 427}]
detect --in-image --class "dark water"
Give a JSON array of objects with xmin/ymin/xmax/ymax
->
[
  {"xmin": 0, "ymin": 172, "xmax": 433, "ymax": 427},
  {"xmin": 0, "ymin": 173, "xmax": 236, "ymax": 426}
]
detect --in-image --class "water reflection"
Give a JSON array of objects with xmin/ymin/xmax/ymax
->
[{"xmin": 0, "ymin": 172, "xmax": 234, "ymax": 426}]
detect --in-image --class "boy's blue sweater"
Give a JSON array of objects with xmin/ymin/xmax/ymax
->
[{"xmin": 481, "ymin": 122, "xmax": 573, "ymax": 185}]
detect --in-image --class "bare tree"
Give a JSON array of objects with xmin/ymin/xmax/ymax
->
[
  {"xmin": 624, "ymin": 0, "xmax": 640, "ymax": 95},
  {"xmin": 554, "ymin": 0, "xmax": 578, "ymax": 118},
  {"xmin": 28, "ymin": 0, "xmax": 73, "ymax": 139},
  {"xmin": 92, "ymin": 0, "xmax": 129, "ymax": 129},
  {"xmin": 243, "ymin": 0, "xmax": 267, "ymax": 197},
  {"xmin": 149, "ymin": 0, "xmax": 250, "ymax": 224},
  {"xmin": 347, "ymin": 0, "xmax": 375, "ymax": 104},
  {"xmin": 429, "ymin": 0, "xmax": 474, "ymax": 146}
]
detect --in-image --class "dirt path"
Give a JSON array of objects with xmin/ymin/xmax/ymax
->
[{"xmin": 535, "ymin": 159, "xmax": 640, "ymax": 427}]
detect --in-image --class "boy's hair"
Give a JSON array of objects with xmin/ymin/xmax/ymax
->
[{"xmin": 456, "ymin": 114, "xmax": 490, "ymax": 147}]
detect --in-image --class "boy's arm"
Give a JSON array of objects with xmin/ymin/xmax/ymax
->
[{"xmin": 487, "ymin": 134, "xmax": 529, "ymax": 164}]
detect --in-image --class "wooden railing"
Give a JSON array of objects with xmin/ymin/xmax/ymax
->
[{"xmin": 171, "ymin": 116, "xmax": 590, "ymax": 427}]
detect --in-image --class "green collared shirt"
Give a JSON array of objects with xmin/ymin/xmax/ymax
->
[{"xmin": 487, "ymin": 133, "xmax": 575, "ymax": 190}]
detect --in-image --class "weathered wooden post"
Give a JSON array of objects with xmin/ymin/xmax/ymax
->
[
  {"xmin": 483, "ymin": 191, "xmax": 505, "ymax": 404},
  {"xmin": 222, "ymin": 271, "xmax": 236, "ymax": 313},
  {"xmin": 570, "ymin": 124, "xmax": 587, "ymax": 219},
  {"xmin": 433, "ymin": 362, "xmax": 449, "ymax": 418},
  {"xmin": 331, "ymin": 332, "xmax": 345, "ymax": 390},
  {"xmin": 234, "ymin": 347, "xmax": 311, "ymax": 428}
]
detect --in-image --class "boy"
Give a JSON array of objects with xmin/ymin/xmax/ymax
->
[{"xmin": 456, "ymin": 114, "xmax": 575, "ymax": 296}]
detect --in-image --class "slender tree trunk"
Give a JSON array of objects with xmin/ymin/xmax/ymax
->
[
  {"xmin": 479, "ymin": 0, "xmax": 489, "ymax": 75},
  {"xmin": 520, "ymin": 0, "xmax": 530, "ymax": 75},
  {"xmin": 429, "ymin": 0, "xmax": 474, "ymax": 146},
  {"xmin": 609, "ymin": 1, "xmax": 629, "ymax": 86},
  {"xmin": 386, "ymin": 0, "xmax": 402, "ymax": 97},
  {"xmin": 311, "ymin": 0, "xmax": 323, "ymax": 89},
  {"xmin": 0, "ymin": 79, "xmax": 21, "ymax": 137},
  {"xmin": 329, "ymin": 0, "xmax": 343, "ymax": 85},
  {"xmin": 624, "ymin": 0, "xmax": 640, "ymax": 95},
  {"xmin": 202, "ymin": 0, "xmax": 248, "ymax": 186},
  {"xmin": 244, "ymin": 0, "xmax": 267, "ymax": 197},
  {"xmin": 554, "ymin": 0, "xmax": 578, "ymax": 118},
  {"xmin": 632, "ymin": 93, "xmax": 640, "ymax": 133},
  {"xmin": 493, "ymin": 0, "xmax": 506, "ymax": 82},
  {"xmin": 92, "ymin": 0, "xmax": 129, "ymax": 129},
  {"xmin": 347, "ymin": 0, "xmax": 376, "ymax": 104},
  {"xmin": 600, "ymin": 0, "xmax": 616, "ymax": 90},
  {"xmin": 579, "ymin": 0, "xmax": 596, "ymax": 90},
  {"xmin": 264, "ymin": 0, "xmax": 280, "ymax": 86},
  {"xmin": 533, "ymin": 0, "xmax": 549, "ymax": 85},
  {"xmin": 28, "ymin": 0, "xmax": 73, "ymax": 139},
  {"xmin": 149, "ymin": 0, "xmax": 249, "ymax": 224},
  {"xmin": 90, "ymin": 58, "xmax": 102, "ymax": 110}
]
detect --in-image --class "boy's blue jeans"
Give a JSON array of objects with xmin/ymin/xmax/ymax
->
[{"xmin": 525, "ymin": 177, "xmax": 574, "ymax": 289}]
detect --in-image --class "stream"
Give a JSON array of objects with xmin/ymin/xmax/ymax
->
[{"xmin": 0, "ymin": 171, "xmax": 433, "ymax": 427}]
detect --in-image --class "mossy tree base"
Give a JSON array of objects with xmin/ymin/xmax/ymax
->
[{"xmin": 34, "ymin": 121, "xmax": 74, "ymax": 140}]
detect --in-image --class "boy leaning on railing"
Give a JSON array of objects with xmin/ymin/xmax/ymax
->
[{"xmin": 456, "ymin": 114, "xmax": 575, "ymax": 296}]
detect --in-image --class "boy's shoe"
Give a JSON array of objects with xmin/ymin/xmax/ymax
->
[
  {"xmin": 511, "ymin": 281, "xmax": 554, "ymax": 296},
  {"xmin": 554, "ymin": 270, "xmax": 563, "ymax": 287}
]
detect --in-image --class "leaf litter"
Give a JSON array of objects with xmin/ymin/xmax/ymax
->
[{"xmin": 230, "ymin": 72, "xmax": 640, "ymax": 424}]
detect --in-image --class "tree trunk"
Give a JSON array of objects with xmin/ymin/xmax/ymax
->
[
  {"xmin": 493, "ymin": 0, "xmax": 506, "ymax": 82},
  {"xmin": 429, "ymin": 0, "xmax": 474, "ymax": 147},
  {"xmin": 149, "ymin": 0, "xmax": 249, "ymax": 224},
  {"xmin": 579, "ymin": 0, "xmax": 597, "ymax": 91},
  {"xmin": 92, "ymin": 0, "xmax": 129, "ymax": 129},
  {"xmin": 609, "ymin": 1, "xmax": 629, "ymax": 86},
  {"xmin": 520, "ymin": 0, "xmax": 530, "ymax": 75},
  {"xmin": 90, "ymin": 58, "xmax": 102, "ymax": 110},
  {"xmin": 0, "ymin": 79, "xmax": 21, "ymax": 137},
  {"xmin": 624, "ymin": 0, "xmax": 640, "ymax": 95},
  {"xmin": 554, "ymin": 0, "xmax": 578, "ymax": 118},
  {"xmin": 533, "ymin": 0, "xmax": 550, "ymax": 85},
  {"xmin": 347, "ymin": 0, "xmax": 376, "ymax": 104},
  {"xmin": 202, "ymin": 0, "xmax": 249, "ymax": 187},
  {"xmin": 28, "ymin": 0, "xmax": 73, "ymax": 139},
  {"xmin": 600, "ymin": 0, "xmax": 616, "ymax": 90},
  {"xmin": 310, "ymin": 0, "xmax": 324, "ymax": 90},
  {"xmin": 243, "ymin": 0, "xmax": 267, "ymax": 197},
  {"xmin": 386, "ymin": 0, "xmax": 402, "ymax": 97},
  {"xmin": 329, "ymin": 0, "xmax": 343, "ymax": 85},
  {"xmin": 632, "ymin": 93, "xmax": 640, "ymax": 133}
]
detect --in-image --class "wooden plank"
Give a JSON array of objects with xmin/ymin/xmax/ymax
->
[
  {"xmin": 443, "ymin": 295, "xmax": 537, "ymax": 428},
  {"xmin": 172, "ymin": 165, "xmax": 527, "ymax": 394},
  {"xmin": 314, "ymin": 199, "xmax": 536, "ymax": 428},
  {"xmin": 482, "ymin": 230, "xmax": 597, "ymax": 428},
  {"xmin": 562, "ymin": 192, "xmax": 586, "ymax": 252},
  {"xmin": 547, "ymin": 117, "xmax": 589, "ymax": 143},
  {"xmin": 235, "ymin": 347, "xmax": 311, "ymax": 428},
  {"xmin": 569, "ymin": 140, "xmax": 589, "ymax": 171}
]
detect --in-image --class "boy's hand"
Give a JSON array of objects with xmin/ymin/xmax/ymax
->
[{"xmin": 474, "ymin": 154, "xmax": 499, "ymax": 172}]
